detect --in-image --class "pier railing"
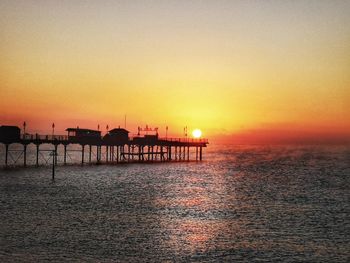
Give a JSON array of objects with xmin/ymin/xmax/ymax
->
[
  {"xmin": 20, "ymin": 134, "xmax": 208, "ymax": 144},
  {"xmin": 159, "ymin": 137, "xmax": 209, "ymax": 143},
  {"xmin": 22, "ymin": 134, "xmax": 68, "ymax": 141}
]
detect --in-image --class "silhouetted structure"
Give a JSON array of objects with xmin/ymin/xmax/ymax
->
[
  {"xmin": 0, "ymin": 126, "xmax": 20, "ymax": 143},
  {"xmin": 0, "ymin": 124, "xmax": 208, "ymax": 167},
  {"xmin": 103, "ymin": 128, "xmax": 129, "ymax": 145},
  {"xmin": 66, "ymin": 128, "xmax": 101, "ymax": 144}
]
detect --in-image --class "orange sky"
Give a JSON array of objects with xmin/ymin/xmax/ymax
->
[{"xmin": 1, "ymin": 1, "xmax": 350, "ymax": 144}]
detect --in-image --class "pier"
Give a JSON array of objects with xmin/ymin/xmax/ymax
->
[{"xmin": 0, "ymin": 126, "xmax": 208, "ymax": 167}]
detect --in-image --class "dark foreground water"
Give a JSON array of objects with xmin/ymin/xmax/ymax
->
[{"xmin": 0, "ymin": 145, "xmax": 349, "ymax": 262}]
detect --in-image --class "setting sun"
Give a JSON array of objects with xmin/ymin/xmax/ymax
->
[{"xmin": 192, "ymin": 129, "xmax": 202, "ymax": 138}]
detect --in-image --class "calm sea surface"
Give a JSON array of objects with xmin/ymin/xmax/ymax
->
[{"xmin": 0, "ymin": 145, "xmax": 349, "ymax": 262}]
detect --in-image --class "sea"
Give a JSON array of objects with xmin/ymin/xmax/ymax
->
[{"xmin": 0, "ymin": 144, "xmax": 349, "ymax": 262}]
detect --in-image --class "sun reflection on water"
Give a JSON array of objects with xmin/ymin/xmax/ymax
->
[{"xmin": 153, "ymin": 165, "xmax": 238, "ymax": 255}]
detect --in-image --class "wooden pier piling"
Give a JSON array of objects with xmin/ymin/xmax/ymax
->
[
  {"xmin": 35, "ymin": 144, "xmax": 39, "ymax": 166},
  {"xmin": 54, "ymin": 145, "xmax": 58, "ymax": 165},
  {"xmin": 5, "ymin": 144, "xmax": 8, "ymax": 167},
  {"xmin": 64, "ymin": 145, "xmax": 67, "ymax": 165},
  {"xmin": 23, "ymin": 144, "xmax": 27, "ymax": 167},
  {"xmin": 81, "ymin": 145, "xmax": 85, "ymax": 165}
]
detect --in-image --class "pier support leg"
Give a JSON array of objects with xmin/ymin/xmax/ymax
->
[
  {"xmin": 52, "ymin": 150, "xmax": 55, "ymax": 181},
  {"xmin": 81, "ymin": 145, "xmax": 85, "ymax": 165},
  {"xmin": 121, "ymin": 146, "xmax": 124, "ymax": 161},
  {"xmin": 64, "ymin": 145, "xmax": 67, "ymax": 165},
  {"xmin": 142, "ymin": 146, "xmax": 145, "ymax": 161},
  {"xmin": 199, "ymin": 146, "xmax": 202, "ymax": 161},
  {"xmin": 128, "ymin": 145, "xmax": 131, "ymax": 162},
  {"xmin": 168, "ymin": 146, "xmax": 171, "ymax": 161},
  {"xmin": 23, "ymin": 144, "xmax": 27, "ymax": 167},
  {"xmin": 196, "ymin": 147, "xmax": 198, "ymax": 161},
  {"xmin": 110, "ymin": 146, "xmax": 112, "ymax": 162},
  {"xmin": 116, "ymin": 146, "xmax": 119, "ymax": 163},
  {"xmin": 5, "ymin": 144, "xmax": 8, "ymax": 167},
  {"xmin": 99, "ymin": 146, "xmax": 102, "ymax": 163},
  {"xmin": 106, "ymin": 146, "xmax": 109, "ymax": 163},
  {"xmin": 54, "ymin": 145, "xmax": 58, "ymax": 165},
  {"xmin": 89, "ymin": 145, "xmax": 92, "ymax": 164},
  {"xmin": 36, "ymin": 144, "xmax": 39, "ymax": 167},
  {"xmin": 138, "ymin": 146, "xmax": 141, "ymax": 162},
  {"xmin": 96, "ymin": 146, "xmax": 98, "ymax": 163},
  {"xmin": 187, "ymin": 146, "xmax": 190, "ymax": 161}
]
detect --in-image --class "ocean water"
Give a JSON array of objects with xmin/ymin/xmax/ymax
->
[{"xmin": 0, "ymin": 145, "xmax": 349, "ymax": 262}]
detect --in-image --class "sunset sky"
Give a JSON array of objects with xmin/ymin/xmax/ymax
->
[{"xmin": 1, "ymin": 0, "xmax": 349, "ymax": 143}]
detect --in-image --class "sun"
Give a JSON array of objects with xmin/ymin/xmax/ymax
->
[{"xmin": 192, "ymin": 129, "xmax": 202, "ymax": 138}]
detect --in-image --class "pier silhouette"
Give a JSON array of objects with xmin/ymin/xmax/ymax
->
[{"xmin": 0, "ymin": 125, "xmax": 208, "ymax": 167}]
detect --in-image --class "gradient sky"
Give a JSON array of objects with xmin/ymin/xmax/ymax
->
[{"xmin": 1, "ymin": 0, "xmax": 349, "ymax": 143}]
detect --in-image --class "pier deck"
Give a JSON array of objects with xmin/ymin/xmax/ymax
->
[{"xmin": 1, "ymin": 134, "xmax": 208, "ymax": 167}]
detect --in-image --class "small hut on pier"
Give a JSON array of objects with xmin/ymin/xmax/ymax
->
[
  {"xmin": 103, "ymin": 128, "xmax": 129, "ymax": 145},
  {"xmin": 0, "ymin": 126, "xmax": 21, "ymax": 143},
  {"xmin": 133, "ymin": 126, "xmax": 159, "ymax": 145},
  {"xmin": 66, "ymin": 128, "xmax": 101, "ymax": 144}
]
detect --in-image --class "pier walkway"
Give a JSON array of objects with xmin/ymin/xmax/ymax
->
[{"xmin": 0, "ymin": 132, "xmax": 208, "ymax": 167}]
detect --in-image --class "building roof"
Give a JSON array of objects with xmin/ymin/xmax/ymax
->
[
  {"xmin": 0, "ymin": 125, "xmax": 20, "ymax": 130},
  {"xmin": 108, "ymin": 128, "xmax": 129, "ymax": 134}
]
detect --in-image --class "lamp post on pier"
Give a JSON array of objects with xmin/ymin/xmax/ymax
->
[{"xmin": 52, "ymin": 123, "xmax": 55, "ymax": 138}]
